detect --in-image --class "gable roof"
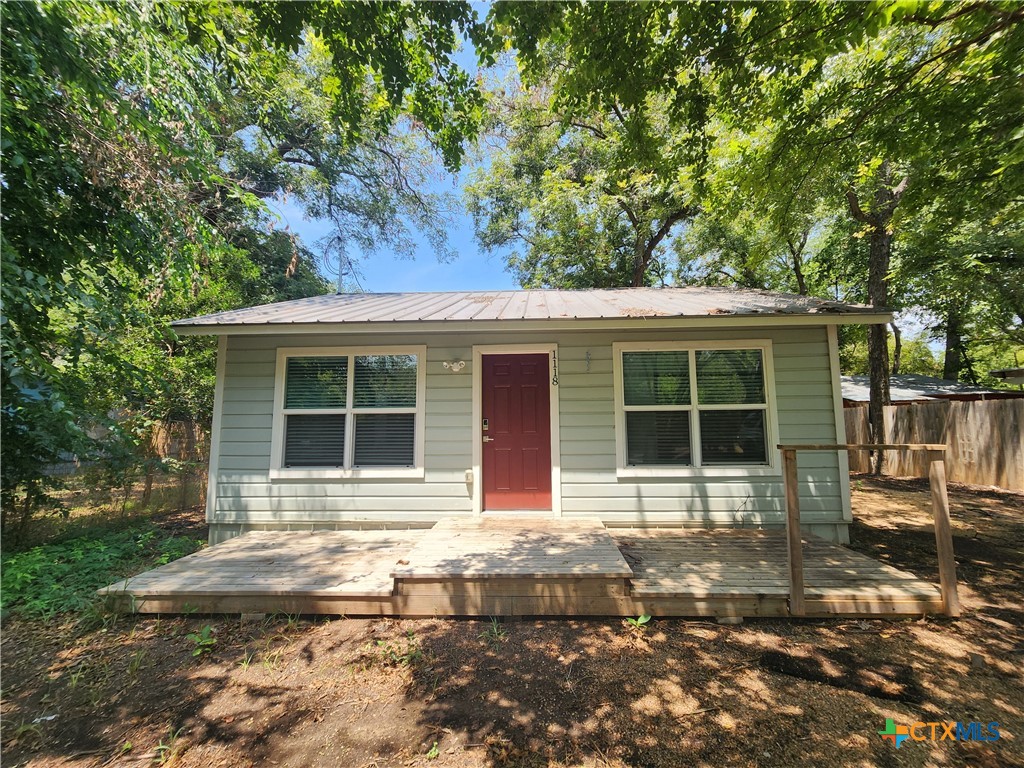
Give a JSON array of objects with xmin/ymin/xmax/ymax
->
[{"xmin": 172, "ymin": 287, "xmax": 891, "ymax": 335}]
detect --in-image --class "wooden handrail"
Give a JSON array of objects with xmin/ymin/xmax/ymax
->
[
  {"xmin": 781, "ymin": 448, "xmax": 805, "ymax": 616},
  {"xmin": 778, "ymin": 443, "xmax": 960, "ymax": 618}
]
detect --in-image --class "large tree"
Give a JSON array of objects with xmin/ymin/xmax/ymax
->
[
  {"xmin": 1, "ymin": 0, "xmax": 486, "ymax": 530},
  {"xmin": 485, "ymin": 0, "xmax": 1024, "ymax": 469},
  {"xmin": 467, "ymin": 73, "xmax": 700, "ymax": 287}
]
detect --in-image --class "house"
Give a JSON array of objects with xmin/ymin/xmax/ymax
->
[
  {"xmin": 840, "ymin": 373, "xmax": 1022, "ymax": 407},
  {"xmin": 989, "ymin": 366, "xmax": 1024, "ymax": 387},
  {"xmin": 171, "ymin": 288, "xmax": 891, "ymax": 548}
]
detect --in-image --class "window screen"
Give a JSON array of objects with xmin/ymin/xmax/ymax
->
[
  {"xmin": 284, "ymin": 414, "xmax": 345, "ymax": 468},
  {"xmin": 285, "ymin": 357, "xmax": 347, "ymax": 408},
  {"xmin": 353, "ymin": 413, "xmax": 416, "ymax": 466},
  {"xmin": 621, "ymin": 347, "xmax": 769, "ymax": 467},
  {"xmin": 280, "ymin": 352, "xmax": 419, "ymax": 470}
]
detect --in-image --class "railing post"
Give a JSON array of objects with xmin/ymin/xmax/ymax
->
[
  {"xmin": 928, "ymin": 451, "xmax": 961, "ymax": 617},
  {"xmin": 782, "ymin": 448, "xmax": 805, "ymax": 616}
]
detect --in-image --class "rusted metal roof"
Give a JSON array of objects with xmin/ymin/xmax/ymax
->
[{"xmin": 172, "ymin": 287, "xmax": 888, "ymax": 331}]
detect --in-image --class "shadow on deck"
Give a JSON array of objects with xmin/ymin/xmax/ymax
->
[{"xmin": 100, "ymin": 518, "xmax": 945, "ymax": 619}]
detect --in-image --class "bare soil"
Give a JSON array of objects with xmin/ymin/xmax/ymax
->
[{"xmin": 2, "ymin": 475, "xmax": 1022, "ymax": 768}]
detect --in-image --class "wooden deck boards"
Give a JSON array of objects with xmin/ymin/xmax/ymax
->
[
  {"xmin": 391, "ymin": 517, "xmax": 633, "ymax": 579},
  {"xmin": 100, "ymin": 520, "xmax": 945, "ymax": 617},
  {"xmin": 104, "ymin": 530, "xmax": 420, "ymax": 598}
]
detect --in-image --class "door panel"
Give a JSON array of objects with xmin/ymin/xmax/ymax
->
[{"xmin": 482, "ymin": 353, "xmax": 552, "ymax": 510}]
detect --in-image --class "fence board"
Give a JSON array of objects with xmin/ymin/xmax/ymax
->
[{"xmin": 844, "ymin": 399, "xmax": 1023, "ymax": 490}]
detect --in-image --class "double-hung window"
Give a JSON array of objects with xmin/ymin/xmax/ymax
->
[
  {"xmin": 614, "ymin": 341, "xmax": 776, "ymax": 475},
  {"xmin": 271, "ymin": 347, "xmax": 425, "ymax": 479}
]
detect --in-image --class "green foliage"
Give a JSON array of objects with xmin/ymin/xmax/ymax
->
[
  {"xmin": 244, "ymin": 1, "xmax": 486, "ymax": 171},
  {"xmin": 485, "ymin": 1, "xmax": 1023, "ymax": 384},
  {"xmin": 624, "ymin": 614, "xmax": 652, "ymax": 633},
  {"xmin": 467, "ymin": 85, "xmax": 696, "ymax": 287},
  {"xmin": 0, "ymin": 526, "xmax": 202, "ymax": 619},
  {"xmin": 2, "ymin": 0, "xmax": 486, "ymax": 532},
  {"xmin": 185, "ymin": 625, "xmax": 218, "ymax": 657},
  {"xmin": 478, "ymin": 616, "xmax": 508, "ymax": 648},
  {"xmin": 371, "ymin": 630, "xmax": 424, "ymax": 668}
]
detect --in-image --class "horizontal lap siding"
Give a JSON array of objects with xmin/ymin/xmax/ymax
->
[
  {"xmin": 215, "ymin": 337, "xmax": 474, "ymax": 524},
  {"xmin": 553, "ymin": 327, "xmax": 845, "ymax": 530},
  {"xmin": 212, "ymin": 327, "xmax": 845, "ymax": 532}
]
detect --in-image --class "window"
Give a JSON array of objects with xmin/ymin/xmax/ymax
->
[
  {"xmin": 271, "ymin": 347, "xmax": 425, "ymax": 478},
  {"xmin": 614, "ymin": 342, "xmax": 775, "ymax": 474}
]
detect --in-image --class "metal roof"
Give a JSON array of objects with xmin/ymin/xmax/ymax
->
[
  {"xmin": 841, "ymin": 374, "xmax": 1015, "ymax": 403},
  {"xmin": 172, "ymin": 288, "xmax": 888, "ymax": 333}
]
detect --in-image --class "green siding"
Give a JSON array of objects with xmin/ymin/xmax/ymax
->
[{"xmin": 210, "ymin": 326, "xmax": 849, "ymax": 541}]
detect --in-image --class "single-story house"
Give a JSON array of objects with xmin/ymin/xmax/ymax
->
[
  {"xmin": 172, "ymin": 288, "xmax": 891, "ymax": 547},
  {"xmin": 840, "ymin": 373, "xmax": 1021, "ymax": 407},
  {"xmin": 989, "ymin": 367, "xmax": 1024, "ymax": 387}
]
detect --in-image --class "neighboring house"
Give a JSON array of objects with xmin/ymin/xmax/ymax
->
[
  {"xmin": 840, "ymin": 373, "xmax": 1022, "ymax": 407},
  {"xmin": 989, "ymin": 367, "xmax": 1024, "ymax": 387},
  {"xmin": 172, "ymin": 288, "xmax": 891, "ymax": 546}
]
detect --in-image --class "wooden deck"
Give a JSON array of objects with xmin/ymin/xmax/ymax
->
[{"xmin": 101, "ymin": 518, "xmax": 945, "ymax": 618}]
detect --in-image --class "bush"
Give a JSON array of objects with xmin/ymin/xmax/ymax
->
[{"xmin": 0, "ymin": 525, "xmax": 202, "ymax": 619}]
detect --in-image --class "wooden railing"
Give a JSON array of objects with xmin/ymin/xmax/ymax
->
[{"xmin": 777, "ymin": 443, "xmax": 961, "ymax": 618}]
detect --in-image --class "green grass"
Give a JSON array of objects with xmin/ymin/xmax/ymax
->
[{"xmin": 0, "ymin": 524, "xmax": 202, "ymax": 619}]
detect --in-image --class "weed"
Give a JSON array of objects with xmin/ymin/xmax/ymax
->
[
  {"xmin": 479, "ymin": 617, "xmax": 508, "ymax": 648},
  {"xmin": 426, "ymin": 741, "xmax": 440, "ymax": 760},
  {"xmin": 76, "ymin": 597, "xmax": 125, "ymax": 632},
  {"xmin": 127, "ymin": 649, "xmax": 147, "ymax": 679},
  {"xmin": 372, "ymin": 630, "xmax": 423, "ymax": 668},
  {"xmin": 8, "ymin": 722, "xmax": 43, "ymax": 748},
  {"xmin": 185, "ymin": 625, "xmax": 217, "ymax": 657},
  {"xmin": 262, "ymin": 647, "xmax": 284, "ymax": 671},
  {"xmin": 0, "ymin": 526, "xmax": 200, "ymax": 619},
  {"xmin": 239, "ymin": 650, "xmax": 255, "ymax": 671},
  {"xmin": 624, "ymin": 614, "xmax": 652, "ymax": 633},
  {"xmin": 154, "ymin": 727, "xmax": 185, "ymax": 764},
  {"xmin": 68, "ymin": 668, "xmax": 85, "ymax": 691}
]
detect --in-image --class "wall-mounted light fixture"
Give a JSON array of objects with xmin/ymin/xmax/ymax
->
[{"xmin": 443, "ymin": 360, "xmax": 466, "ymax": 373}]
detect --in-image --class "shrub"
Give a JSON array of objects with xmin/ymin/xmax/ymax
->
[{"xmin": 0, "ymin": 525, "xmax": 201, "ymax": 619}]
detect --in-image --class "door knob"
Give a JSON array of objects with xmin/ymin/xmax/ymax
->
[{"xmin": 483, "ymin": 436, "xmax": 494, "ymax": 443}]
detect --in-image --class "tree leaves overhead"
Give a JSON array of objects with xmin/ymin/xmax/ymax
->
[
  {"xmin": 242, "ymin": 0, "xmax": 486, "ymax": 171},
  {"xmin": 1, "ymin": 0, "xmax": 485, "ymax": 523}
]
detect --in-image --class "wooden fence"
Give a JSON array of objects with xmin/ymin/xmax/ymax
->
[{"xmin": 845, "ymin": 399, "xmax": 1023, "ymax": 490}]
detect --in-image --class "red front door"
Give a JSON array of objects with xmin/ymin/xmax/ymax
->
[{"xmin": 482, "ymin": 353, "xmax": 552, "ymax": 510}]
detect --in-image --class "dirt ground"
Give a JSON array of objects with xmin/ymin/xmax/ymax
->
[{"xmin": 2, "ymin": 475, "xmax": 1022, "ymax": 768}]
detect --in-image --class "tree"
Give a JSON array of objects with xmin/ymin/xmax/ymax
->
[
  {"xmin": 467, "ymin": 73, "xmax": 699, "ymax": 287},
  {"xmin": 483, "ymin": 1, "xmax": 1023, "ymax": 470},
  {"xmin": 1, "ymin": 0, "xmax": 486, "ymax": 532}
]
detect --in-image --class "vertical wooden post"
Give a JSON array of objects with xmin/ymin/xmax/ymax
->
[
  {"xmin": 928, "ymin": 451, "xmax": 961, "ymax": 617},
  {"xmin": 782, "ymin": 449, "xmax": 805, "ymax": 616}
]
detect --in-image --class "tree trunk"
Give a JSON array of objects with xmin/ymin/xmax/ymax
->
[
  {"xmin": 630, "ymin": 240, "xmax": 649, "ymax": 287},
  {"xmin": 787, "ymin": 231, "xmax": 810, "ymax": 295},
  {"xmin": 142, "ymin": 468, "xmax": 154, "ymax": 506},
  {"xmin": 890, "ymin": 321, "xmax": 902, "ymax": 376},
  {"xmin": 943, "ymin": 306, "xmax": 962, "ymax": 381},
  {"xmin": 846, "ymin": 163, "xmax": 907, "ymax": 475}
]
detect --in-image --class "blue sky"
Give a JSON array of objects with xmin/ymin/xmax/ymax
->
[
  {"xmin": 268, "ymin": 3, "xmax": 519, "ymax": 293},
  {"xmin": 267, "ymin": 196, "xmax": 519, "ymax": 293}
]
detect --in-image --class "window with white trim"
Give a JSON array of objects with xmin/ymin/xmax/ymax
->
[
  {"xmin": 276, "ymin": 349, "xmax": 422, "ymax": 472},
  {"xmin": 617, "ymin": 344, "xmax": 772, "ymax": 469}
]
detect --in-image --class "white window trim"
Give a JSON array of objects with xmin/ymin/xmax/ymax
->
[
  {"xmin": 612, "ymin": 339, "xmax": 781, "ymax": 478},
  {"xmin": 269, "ymin": 345, "xmax": 426, "ymax": 480}
]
